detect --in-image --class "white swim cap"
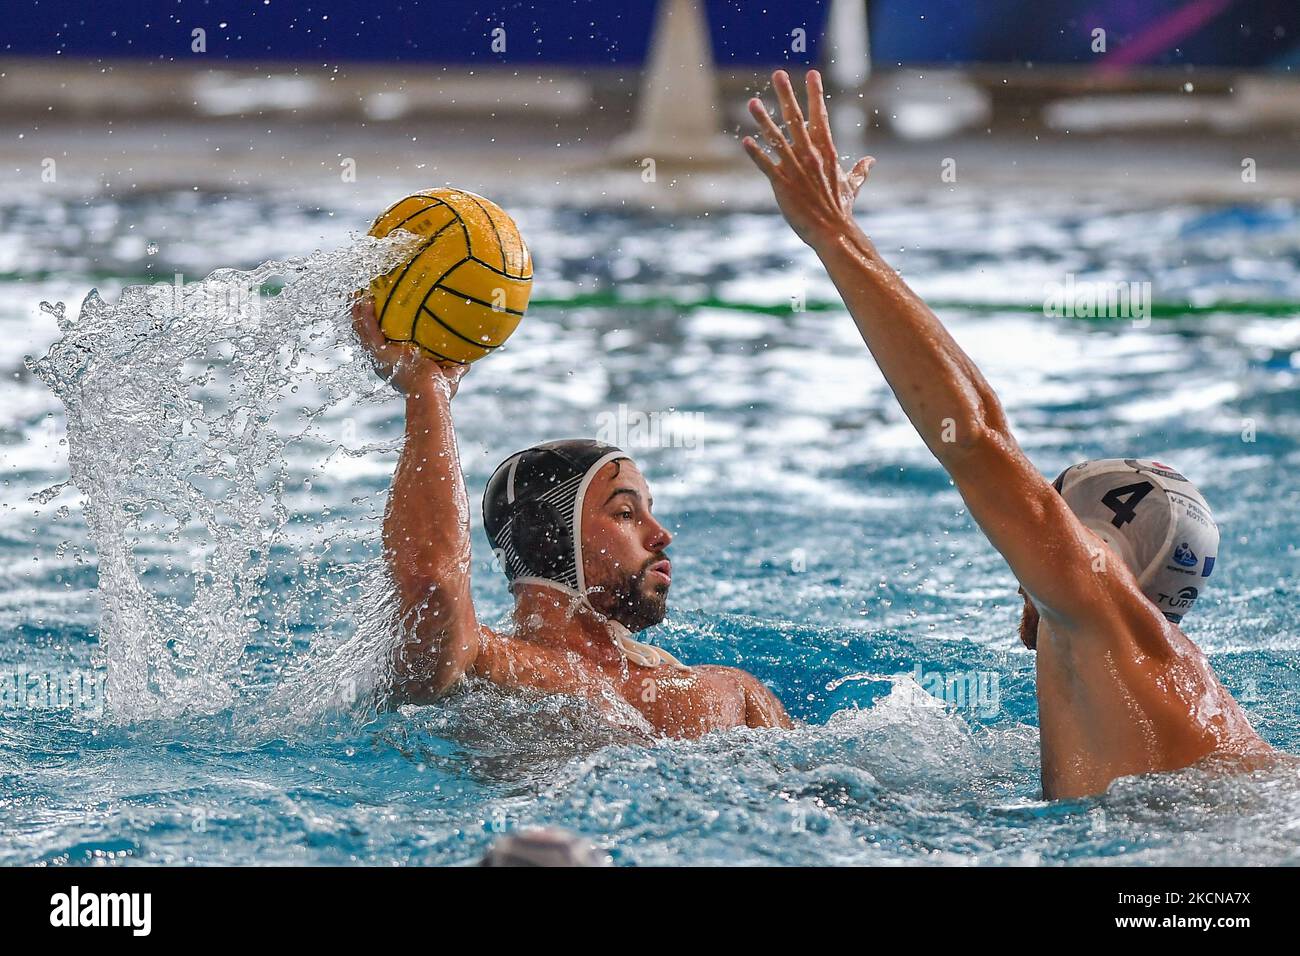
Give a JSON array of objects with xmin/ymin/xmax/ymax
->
[{"xmin": 1053, "ymin": 458, "xmax": 1219, "ymax": 624}]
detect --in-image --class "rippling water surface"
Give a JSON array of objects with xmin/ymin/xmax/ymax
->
[{"xmin": 2, "ymin": 186, "xmax": 1299, "ymax": 865}]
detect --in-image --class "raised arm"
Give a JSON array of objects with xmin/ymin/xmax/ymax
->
[
  {"xmin": 744, "ymin": 71, "xmax": 1126, "ymax": 630},
  {"xmin": 352, "ymin": 299, "xmax": 482, "ymax": 698}
]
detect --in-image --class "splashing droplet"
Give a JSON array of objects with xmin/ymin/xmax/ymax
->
[{"xmin": 29, "ymin": 231, "xmax": 425, "ymax": 726}]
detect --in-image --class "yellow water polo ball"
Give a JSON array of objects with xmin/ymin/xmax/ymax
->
[{"xmin": 367, "ymin": 187, "xmax": 533, "ymax": 365}]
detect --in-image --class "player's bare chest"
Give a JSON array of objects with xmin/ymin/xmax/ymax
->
[{"xmin": 612, "ymin": 665, "xmax": 746, "ymax": 738}]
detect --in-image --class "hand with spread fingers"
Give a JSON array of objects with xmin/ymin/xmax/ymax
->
[{"xmin": 743, "ymin": 69, "xmax": 874, "ymax": 247}]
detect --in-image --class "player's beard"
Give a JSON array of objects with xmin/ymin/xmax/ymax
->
[
  {"xmin": 1018, "ymin": 596, "xmax": 1040, "ymax": 650},
  {"xmin": 587, "ymin": 554, "xmax": 669, "ymax": 632}
]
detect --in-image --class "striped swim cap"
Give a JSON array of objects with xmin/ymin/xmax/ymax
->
[{"xmin": 482, "ymin": 438, "xmax": 629, "ymax": 596}]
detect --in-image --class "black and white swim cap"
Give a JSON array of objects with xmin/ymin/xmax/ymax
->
[
  {"xmin": 1053, "ymin": 458, "xmax": 1219, "ymax": 624},
  {"xmin": 482, "ymin": 439, "xmax": 691, "ymax": 671},
  {"xmin": 482, "ymin": 439, "xmax": 630, "ymax": 596}
]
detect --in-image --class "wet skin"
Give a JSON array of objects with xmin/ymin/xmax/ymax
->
[
  {"xmin": 744, "ymin": 67, "xmax": 1273, "ymax": 798},
  {"xmin": 1022, "ymin": 595, "xmax": 1273, "ymax": 799},
  {"xmin": 352, "ymin": 299, "xmax": 791, "ymax": 738}
]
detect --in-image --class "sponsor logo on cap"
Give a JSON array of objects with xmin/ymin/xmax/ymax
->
[
  {"xmin": 1158, "ymin": 585, "xmax": 1200, "ymax": 611},
  {"xmin": 1176, "ymin": 497, "xmax": 1214, "ymax": 528},
  {"xmin": 1128, "ymin": 458, "xmax": 1188, "ymax": 482},
  {"xmin": 1202, "ymin": 555, "xmax": 1216, "ymax": 577},
  {"xmin": 1172, "ymin": 542, "xmax": 1198, "ymax": 568}
]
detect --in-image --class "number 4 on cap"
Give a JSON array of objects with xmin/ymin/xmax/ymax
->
[{"xmin": 1101, "ymin": 481, "xmax": 1154, "ymax": 528}]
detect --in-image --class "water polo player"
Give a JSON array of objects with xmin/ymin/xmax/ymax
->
[
  {"xmin": 744, "ymin": 68, "xmax": 1275, "ymax": 799},
  {"xmin": 351, "ymin": 299, "xmax": 791, "ymax": 737}
]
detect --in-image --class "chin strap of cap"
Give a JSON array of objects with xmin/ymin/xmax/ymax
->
[
  {"xmin": 513, "ymin": 577, "xmax": 691, "ymax": 672},
  {"xmin": 606, "ymin": 618, "xmax": 692, "ymax": 671}
]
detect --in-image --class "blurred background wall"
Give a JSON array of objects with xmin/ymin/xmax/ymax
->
[
  {"xmin": 5, "ymin": 0, "xmax": 1297, "ymax": 68},
  {"xmin": 2, "ymin": 0, "xmax": 1298, "ymax": 202}
]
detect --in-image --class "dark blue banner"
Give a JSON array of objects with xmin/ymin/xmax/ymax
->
[{"xmin": 2, "ymin": 0, "xmax": 1296, "ymax": 69}]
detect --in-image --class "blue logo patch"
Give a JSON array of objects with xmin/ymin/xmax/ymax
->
[
  {"xmin": 1172, "ymin": 542, "xmax": 1198, "ymax": 568},
  {"xmin": 1202, "ymin": 555, "xmax": 1215, "ymax": 577}
]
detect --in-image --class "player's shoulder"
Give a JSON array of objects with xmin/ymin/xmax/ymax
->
[
  {"xmin": 693, "ymin": 665, "xmax": 791, "ymax": 729},
  {"xmin": 690, "ymin": 663, "xmax": 743, "ymax": 680},
  {"xmin": 690, "ymin": 663, "xmax": 762, "ymax": 693},
  {"xmin": 1047, "ymin": 552, "xmax": 1182, "ymax": 662},
  {"xmin": 472, "ymin": 625, "xmax": 599, "ymax": 686}
]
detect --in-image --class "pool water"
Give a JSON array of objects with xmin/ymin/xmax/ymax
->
[{"xmin": 2, "ymin": 187, "xmax": 1299, "ymax": 865}]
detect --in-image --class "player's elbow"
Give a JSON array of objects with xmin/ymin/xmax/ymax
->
[
  {"xmin": 382, "ymin": 530, "xmax": 470, "ymax": 582},
  {"xmin": 386, "ymin": 555, "xmax": 435, "ymax": 610},
  {"xmin": 387, "ymin": 542, "xmax": 471, "ymax": 605},
  {"xmin": 930, "ymin": 375, "xmax": 1010, "ymax": 461},
  {"xmin": 389, "ymin": 596, "xmax": 479, "ymax": 701},
  {"xmin": 935, "ymin": 419, "xmax": 1016, "ymax": 468},
  {"xmin": 390, "ymin": 648, "xmax": 467, "ymax": 705}
]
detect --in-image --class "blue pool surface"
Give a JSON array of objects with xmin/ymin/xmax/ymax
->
[{"xmin": 1, "ymin": 188, "xmax": 1299, "ymax": 865}]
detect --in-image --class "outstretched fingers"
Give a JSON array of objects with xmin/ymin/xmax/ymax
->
[
  {"xmin": 748, "ymin": 96, "xmax": 794, "ymax": 162},
  {"xmin": 743, "ymin": 69, "xmax": 874, "ymax": 242},
  {"xmin": 742, "ymin": 135, "xmax": 778, "ymax": 179},
  {"xmin": 772, "ymin": 69, "xmax": 817, "ymax": 160},
  {"xmin": 804, "ymin": 70, "xmax": 838, "ymax": 171}
]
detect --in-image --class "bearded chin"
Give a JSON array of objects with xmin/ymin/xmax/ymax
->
[
  {"xmin": 588, "ymin": 568, "xmax": 668, "ymax": 632},
  {"xmin": 1019, "ymin": 599, "xmax": 1040, "ymax": 650}
]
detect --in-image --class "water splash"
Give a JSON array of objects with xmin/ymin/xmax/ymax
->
[{"xmin": 27, "ymin": 231, "xmax": 424, "ymax": 726}]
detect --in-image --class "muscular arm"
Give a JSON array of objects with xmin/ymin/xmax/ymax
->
[
  {"xmin": 385, "ymin": 382, "xmax": 483, "ymax": 696},
  {"xmin": 745, "ymin": 72, "xmax": 1133, "ymax": 632},
  {"xmin": 805, "ymin": 219, "xmax": 1110, "ymax": 627},
  {"xmin": 353, "ymin": 300, "xmax": 482, "ymax": 698},
  {"xmin": 738, "ymin": 671, "xmax": 794, "ymax": 729}
]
